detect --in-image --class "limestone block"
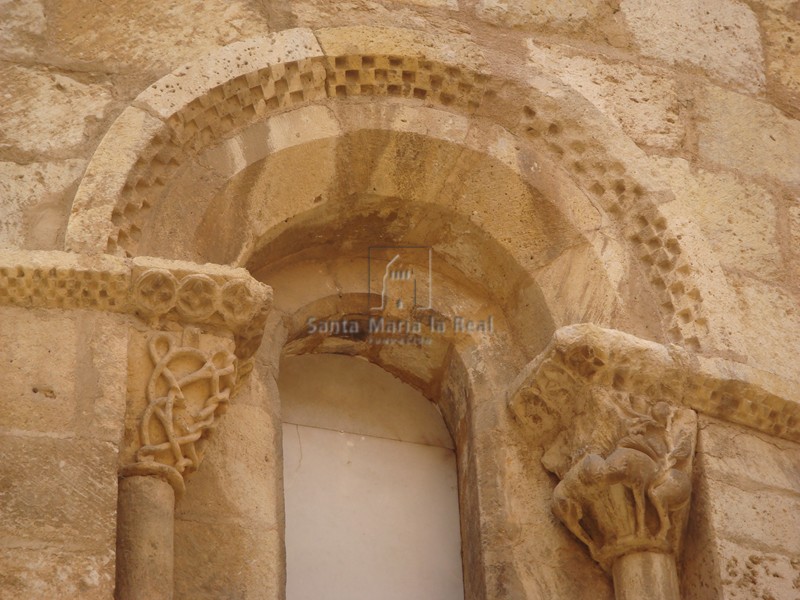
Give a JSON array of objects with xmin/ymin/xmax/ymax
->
[
  {"xmin": 790, "ymin": 203, "xmax": 800, "ymax": 281},
  {"xmin": 177, "ymin": 404, "xmax": 278, "ymax": 521},
  {"xmin": 0, "ymin": 159, "xmax": 85, "ymax": 250},
  {"xmin": 726, "ymin": 271, "xmax": 800, "ymax": 382},
  {"xmin": 620, "ymin": 0, "xmax": 765, "ymax": 92},
  {"xmin": 48, "ymin": 0, "xmax": 272, "ymax": 74},
  {"xmin": 0, "ymin": 307, "xmax": 76, "ymax": 434},
  {"xmin": 0, "ymin": 65, "xmax": 114, "ymax": 158},
  {"xmin": 695, "ymin": 85, "xmax": 800, "ymax": 187},
  {"xmin": 0, "ymin": 0, "xmax": 45, "ymax": 61},
  {"xmin": 527, "ymin": 42, "xmax": 684, "ymax": 150},
  {"xmin": 761, "ymin": 10, "xmax": 800, "ymax": 117},
  {"xmin": 174, "ymin": 520, "xmax": 281, "ymax": 600},
  {"xmin": 0, "ymin": 546, "xmax": 114, "ymax": 600},
  {"xmin": 133, "ymin": 28, "xmax": 324, "ymax": 120},
  {"xmin": 476, "ymin": 0, "xmax": 606, "ymax": 29},
  {"xmin": 714, "ymin": 539, "xmax": 800, "ymax": 599},
  {"xmin": 173, "ymin": 402, "xmax": 281, "ymax": 599},
  {"xmin": 290, "ymin": 2, "xmax": 464, "ymax": 34},
  {"xmin": 698, "ymin": 417, "xmax": 800, "ymax": 494},
  {"xmin": 390, "ymin": 0, "xmax": 458, "ymax": 6},
  {"xmin": 651, "ymin": 157, "xmax": 781, "ymax": 279},
  {"xmin": 0, "ymin": 307, "xmax": 128, "ymax": 441},
  {"xmin": 0, "ymin": 435, "xmax": 119, "ymax": 598}
]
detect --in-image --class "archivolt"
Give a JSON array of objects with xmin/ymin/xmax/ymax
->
[{"xmin": 66, "ymin": 26, "xmax": 711, "ymax": 350}]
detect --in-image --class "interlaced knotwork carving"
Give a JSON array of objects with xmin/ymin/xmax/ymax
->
[
  {"xmin": 542, "ymin": 389, "xmax": 697, "ymax": 572},
  {"xmin": 122, "ymin": 330, "xmax": 236, "ymax": 496}
]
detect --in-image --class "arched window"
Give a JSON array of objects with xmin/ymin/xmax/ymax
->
[{"xmin": 279, "ymin": 353, "xmax": 464, "ymax": 600}]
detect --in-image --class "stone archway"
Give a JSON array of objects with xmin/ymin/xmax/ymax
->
[
  {"xmin": 52, "ymin": 24, "xmax": 785, "ymax": 600},
  {"xmin": 63, "ymin": 26, "xmax": 738, "ymax": 356}
]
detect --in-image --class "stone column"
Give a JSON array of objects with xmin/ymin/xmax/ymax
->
[
  {"xmin": 507, "ymin": 325, "xmax": 707, "ymax": 600},
  {"xmin": 537, "ymin": 390, "xmax": 696, "ymax": 600},
  {"xmin": 612, "ymin": 552, "xmax": 680, "ymax": 600},
  {"xmin": 115, "ymin": 476, "xmax": 176, "ymax": 600},
  {"xmin": 113, "ymin": 265, "xmax": 273, "ymax": 600}
]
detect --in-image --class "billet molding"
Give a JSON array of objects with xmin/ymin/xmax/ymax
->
[
  {"xmin": 64, "ymin": 27, "xmax": 709, "ymax": 349},
  {"xmin": 0, "ymin": 250, "xmax": 272, "ymax": 361}
]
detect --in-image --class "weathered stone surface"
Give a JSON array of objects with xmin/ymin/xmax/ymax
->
[
  {"xmin": 174, "ymin": 520, "xmax": 281, "ymax": 599},
  {"xmin": 174, "ymin": 402, "xmax": 282, "ymax": 598},
  {"xmin": 621, "ymin": 0, "xmax": 765, "ymax": 92},
  {"xmin": 115, "ymin": 476, "xmax": 174, "ymax": 600},
  {"xmin": 714, "ymin": 539, "xmax": 800, "ymax": 600},
  {"xmin": 48, "ymin": 0, "xmax": 272, "ymax": 74},
  {"xmin": 651, "ymin": 157, "xmax": 781, "ymax": 279},
  {"xmin": 0, "ymin": 435, "xmax": 119, "ymax": 598},
  {"xmin": 528, "ymin": 42, "xmax": 684, "ymax": 149},
  {"xmin": 727, "ymin": 271, "xmax": 800, "ymax": 382},
  {"xmin": 0, "ymin": 65, "xmax": 114, "ymax": 159},
  {"xmin": 290, "ymin": 1, "xmax": 466, "ymax": 33},
  {"xmin": 0, "ymin": 11, "xmax": 798, "ymax": 600},
  {"xmin": 0, "ymin": 159, "xmax": 85, "ymax": 250},
  {"xmin": 790, "ymin": 203, "xmax": 800, "ymax": 282},
  {"xmin": 0, "ymin": 546, "xmax": 115, "ymax": 599},
  {"xmin": 694, "ymin": 85, "xmax": 800, "ymax": 186},
  {"xmin": 0, "ymin": 308, "xmax": 126, "ymax": 442},
  {"xmin": 0, "ymin": 0, "xmax": 45, "ymax": 61},
  {"xmin": 477, "ymin": 0, "xmax": 607, "ymax": 28},
  {"xmin": 698, "ymin": 417, "xmax": 800, "ymax": 494},
  {"xmin": 761, "ymin": 10, "xmax": 800, "ymax": 117},
  {"xmin": 0, "ymin": 307, "xmax": 78, "ymax": 434}
]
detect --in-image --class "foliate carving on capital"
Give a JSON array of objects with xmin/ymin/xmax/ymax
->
[
  {"xmin": 542, "ymin": 389, "xmax": 697, "ymax": 572},
  {"xmin": 121, "ymin": 329, "xmax": 237, "ymax": 497}
]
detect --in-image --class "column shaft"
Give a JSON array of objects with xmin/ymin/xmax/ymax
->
[
  {"xmin": 612, "ymin": 551, "xmax": 680, "ymax": 600},
  {"xmin": 115, "ymin": 476, "xmax": 175, "ymax": 600}
]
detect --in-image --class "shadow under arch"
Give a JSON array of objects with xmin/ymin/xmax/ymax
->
[
  {"xmin": 60, "ymin": 23, "xmax": 749, "ymax": 600},
  {"xmin": 64, "ymin": 25, "xmax": 721, "ymax": 352},
  {"xmin": 261, "ymin": 281, "xmax": 528, "ymax": 600}
]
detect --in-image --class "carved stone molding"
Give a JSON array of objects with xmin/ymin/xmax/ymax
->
[
  {"xmin": 508, "ymin": 323, "xmax": 800, "ymax": 573},
  {"xmin": 0, "ymin": 250, "xmax": 272, "ymax": 361},
  {"xmin": 541, "ymin": 389, "xmax": 696, "ymax": 571},
  {"xmin": 508, "ymin": 324, "xmax": 800, "ymax": 445},
  {"xmin": 121, "ymin": 329, "xmax": 237, "ymax": 497}
]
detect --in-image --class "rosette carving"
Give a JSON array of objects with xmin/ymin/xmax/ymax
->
[
  {"xmin": 129, "ymin": 268, "xmax": 272, "ymax": 362},
  {"xmin": 176, "ymin": 274, "xmax": 218, "ymax": 320},
  {"xmin": 133, "ymin": 269, "xmax": 178, "ymax": 315}
]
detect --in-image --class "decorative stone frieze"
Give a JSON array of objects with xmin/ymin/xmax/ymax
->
[
  {"xmin": 509, "ymin": 323, "xmax": 800, "ymax": 445},
  {"xmin": 0, "ymin": 250, "xmax": 273, "ymax": 361}
]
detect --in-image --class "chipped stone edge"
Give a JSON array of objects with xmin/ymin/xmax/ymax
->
[{"xmin": 508, "ymin": 323, "xmax": 800, "ymax": 443}]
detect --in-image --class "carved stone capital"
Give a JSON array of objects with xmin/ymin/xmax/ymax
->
[
  {"xmin": 541, "ymin": 388, "xmax": 696, "ymax": 571},
  {"xmin": 508, "ymin": 323, "xmax": 800, "ymax": 573},
  {"xmin": 121, "ymin": 328, "xmax": 237, "ymax": 497}
]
